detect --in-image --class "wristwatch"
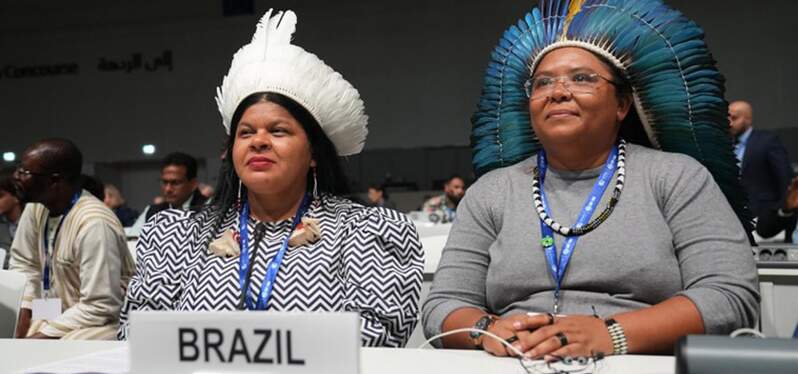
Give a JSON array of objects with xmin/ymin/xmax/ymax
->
[{"xmin": 469, "ymin": 315, "xmax": 497, "ymax": 349}]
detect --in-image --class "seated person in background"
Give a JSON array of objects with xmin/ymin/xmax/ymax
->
[
  {"xmin": 367, "ymin": 184, "xmax": 396, "ymax": 210},
  {"xmin": 119, "ymin": 9, "xmax": 423, "ymax": 347},
  {"xmin": 0, "ymin": 166, "xmax": 23, "ymax": 269},
  {"xmin": 756, "ymin": 176, "xmax": 798, "ymax": 242},
  {"xmin": 423, "ymin": 0, "xmax": 759, "ymax": 359},
  {"xmin": 422, "ymin": 175, "xmax": 465, "ymax": 222},
  {"xmin": 10, "ymin": 138, "xmax": 135, "ymax": 340},
  {"xmin": 104, "ymin": 184, "xmax": 139, "ymax": 227},
  {"xmin": 129, "ymin": 152, "xmax": 207, "ymax": 235}
]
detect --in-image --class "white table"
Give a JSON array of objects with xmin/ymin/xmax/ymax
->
[{"xmin": 0, "ymin": 339, "xmax": 675, "ymax": 374}]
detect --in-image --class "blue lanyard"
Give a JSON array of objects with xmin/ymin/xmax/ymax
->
[
  {"xmin": 537, "ymin": 147, "xmax": 617, "ymax": 314},
  {"xmin": 442, "ymin": 204, "xmax": 455, "ymax": 221},
  {"xmin": 41, "ymin": 191, "xmax": 82, "ymax": 296},
  {"xmin": 238, "ymin": 194, "xmax": 310, "ymax": 311}
]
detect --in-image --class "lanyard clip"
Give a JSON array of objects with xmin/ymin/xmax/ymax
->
[{"xmin": 553, "ymin": 291, "xmax": 560, "ymax": 315}]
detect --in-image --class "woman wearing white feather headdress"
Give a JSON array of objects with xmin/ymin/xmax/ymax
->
[{"xmin": 118, "ymin": 9, "xmax": 423, "ymax": 347}]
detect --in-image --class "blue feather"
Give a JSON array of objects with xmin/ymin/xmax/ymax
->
[{"xmin": 470, "ymin": 0, "xmax": 751, "ymax": 231}]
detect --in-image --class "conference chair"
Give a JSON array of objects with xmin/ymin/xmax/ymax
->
[{"xmin": 0, "ymin": 269, "xmax": 27, "ymax": 338}]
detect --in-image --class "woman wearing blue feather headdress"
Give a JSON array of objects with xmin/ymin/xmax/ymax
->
[{"xmin": 423, "ymin": 0, "xmax": 758, "ymax": 359}]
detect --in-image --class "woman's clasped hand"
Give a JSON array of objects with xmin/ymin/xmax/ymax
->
[{"xmin": 483, "ymin": 314, "xmax": 613, "ymax": 360}]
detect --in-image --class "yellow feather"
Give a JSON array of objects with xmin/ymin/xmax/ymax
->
[
  {"xmin": 561, "ymin": 0, "xmax": 586, "ymax": 40},
  {"xmin": 567, "ymin": 0, "xmax": 586, "ymax": 21}
]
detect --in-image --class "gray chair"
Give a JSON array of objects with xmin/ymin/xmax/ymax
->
[{"xmin": 0, "ymin": 269, "xmax": 26, "ymax": 338}]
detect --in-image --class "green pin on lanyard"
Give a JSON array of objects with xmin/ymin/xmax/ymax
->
[{"xmin": 540, "ymin": 236, "xmax": 554, "ymax": 248}]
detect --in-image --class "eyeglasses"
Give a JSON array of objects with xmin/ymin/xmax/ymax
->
[
  {"xmin": 15, "ymin": 167, "xmax": 60, "ymax": 178},
  {"xmin": 524, "ymin": 72, "xmax": 616, "ymax": 100}
]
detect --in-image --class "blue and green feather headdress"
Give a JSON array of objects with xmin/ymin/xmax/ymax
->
[{"xmin": 471, "ymin": 0, "xmax": 752, "ymax": 231}]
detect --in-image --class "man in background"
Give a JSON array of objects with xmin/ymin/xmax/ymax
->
[
  {"xmin": 730, "ymin": 100, "xmax": 793, "ymax": 221},
  {"xmin": 423, "ymin": 175, "xmax": 465, "ymax": 223},
  {"xmin": 129, "ymin": 152, "xmax": 207, "ymax": 235}
]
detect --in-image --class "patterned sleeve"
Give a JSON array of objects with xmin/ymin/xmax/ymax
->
[
  {"xmin": 117, "ymin": 210, "xmax": 194, "ymax": 340},
  {"xmin": 341, "ymin": 207, "xmax": 424, "ymax": 347}
]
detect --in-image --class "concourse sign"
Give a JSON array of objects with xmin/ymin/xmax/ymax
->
[{"xmin": 129, "ymin": 311, "xmax": 360, "ymax": 374}]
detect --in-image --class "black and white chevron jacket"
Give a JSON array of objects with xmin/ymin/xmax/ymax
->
[{"xmin": 118, "ymin": 195, "xmax": 424, "ymax": 347}]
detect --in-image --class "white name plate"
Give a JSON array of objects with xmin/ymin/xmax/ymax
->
[{"xmin": 129, "ymin": 311, "xmax": 360, "ymax": 374}]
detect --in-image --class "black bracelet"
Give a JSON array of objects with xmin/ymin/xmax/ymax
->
[{"xmin": 470, "ymin": 315, "xmax": 497, "ymax": 349}]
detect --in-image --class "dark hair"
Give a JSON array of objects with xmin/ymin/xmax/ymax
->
[
  {"xmin": 200, "ymin": 92, "xmax": 349, "ymax": 236},
  {"xmin": 26, "ymin": 138, "xmax": 82, "ymax": 183},
  {"xmin": 445, "ymin": 174, "xmax": 464, "ymax": 185},
  {"xmin": 368, "ymin": 184, "xmax": 388, "ymax": 199},
  {"xmin": 0, "ymin": 166, "xmax": 15, "ymax": 194},
  {"xmin": 162, "ymin": 152, "xmax": 198, "ymax": 180}
]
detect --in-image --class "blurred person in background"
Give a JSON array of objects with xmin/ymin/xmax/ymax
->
[
  {"xmin": 367, "ymin": 184, "xmax": 396, "ymax": 210},
  {"xmin": 104, "ymin": 184, "xmax": 139, "ymax": 227},
  {"xmin": 423, "ymin": 175, "xmax": 465, "ymax": 222},
  {"xmin": 728, "ymin": 100, "xmax": 792, "ymax": 222},
  {"xmin": 0, "ymin": 166, "xmax": 23, "ymax": 269}
]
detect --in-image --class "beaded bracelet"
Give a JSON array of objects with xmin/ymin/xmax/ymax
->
[{"xmin": 604, "ymin": 318, "xmax": 628, "ymax": 355}]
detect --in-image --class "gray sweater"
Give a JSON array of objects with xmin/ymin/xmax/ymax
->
[{"xmin": 422, "ymin": 144, "xmax": 759, "ymax": 341}]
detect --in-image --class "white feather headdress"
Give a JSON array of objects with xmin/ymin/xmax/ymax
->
[{"xmin": 215, "ymin": 9, "xmax": 368, "ymax": 156}]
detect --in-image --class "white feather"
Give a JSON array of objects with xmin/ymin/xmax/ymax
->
[{"xmin": 215, "ymin": 9, "xmax": 367, "ymax": 156}]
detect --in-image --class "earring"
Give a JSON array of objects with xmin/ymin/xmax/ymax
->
[
  {"xmin": 312, "ymin": 167, "xmax": 319, "ymax": 200},
  {"xmin": 236, "ymin": 179, "xmax": 243, "ymax": 210}
]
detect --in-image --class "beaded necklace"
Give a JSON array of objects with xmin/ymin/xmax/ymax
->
[{"xmin": 532, "ymin": 139, "xmax": 626, "ymax": 237}]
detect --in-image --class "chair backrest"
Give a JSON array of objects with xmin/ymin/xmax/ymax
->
[
  {"xmin": 127, "ymin": 238, "xmax": 138, "ymax": 264},
  {"xmin": 0, "ymin": 270, "xmax": 27, "ymax": 338}
]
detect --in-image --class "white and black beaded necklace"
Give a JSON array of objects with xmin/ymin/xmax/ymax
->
[{"xmin": 532, "ymin": 139, "xmax": 627, "ymax": 237}]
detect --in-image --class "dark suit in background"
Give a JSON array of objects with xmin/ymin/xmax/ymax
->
[
  {"xmin": 741, "ymin": 130, "xmax": 794, "ymax": 241},
  {"xmin": 144, "ymin": 189, "xmax": 208, "ymax": 221}
]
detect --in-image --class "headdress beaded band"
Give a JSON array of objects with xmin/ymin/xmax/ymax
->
[{"xmin": 532, "ymin": 139, "xmax": 626, "ymax": 237}]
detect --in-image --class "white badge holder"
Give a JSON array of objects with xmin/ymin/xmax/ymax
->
[{"xmin": 32, "ymin": 292, "xmax": 62, "ymax": 321}]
